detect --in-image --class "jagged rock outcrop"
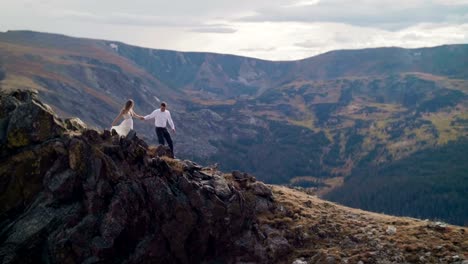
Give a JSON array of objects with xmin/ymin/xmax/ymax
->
[{"xmin": 0, "ymin": 91, "xmax": 289, "ymax": 263}]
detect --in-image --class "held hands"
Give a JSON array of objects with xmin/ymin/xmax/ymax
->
[{"xmin": 132, "ymin": 113, "xmax": 144, "ymax": 121}]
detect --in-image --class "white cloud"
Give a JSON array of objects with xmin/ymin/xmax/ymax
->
[
  {"xmin": 49, "ymin": 10, "xmax": 200, "ymax": 27},
  {"xmin": 435, "ymin": 0, "xmax": 468, "ymax": 5},
  {"xmin": 284, "ymin": 0, "xmax": 320, "ymax": 7},
  {"xmin": 188, "ymin": 25, "xmax": 237, "ymax": 34},
  {"xmin": 239, "ymin": 47, "xmax": 277, "ymax": 52},
  {"xmin": 238, "ymin": 1, "xmax": 468, "ymax": 31},
  {"xmin": 0, "ymin": 0, "xmax": 467, "ymax": 60}
]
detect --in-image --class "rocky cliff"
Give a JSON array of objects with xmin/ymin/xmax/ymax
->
[
  {"xmin": 0, "ymin": 90, "xmax": 284, "ymax": 263},
  {"xmin": 0, "ymin": 90, "xmax": 467, "ymax": 264}
]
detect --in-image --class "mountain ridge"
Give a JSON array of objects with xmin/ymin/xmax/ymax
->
[
  {"xmin": 2, "ymin": 29, "xmax": 467, "ymax": 63},
  {"xmin": 1, "ymin": 90, "xmax": 467, "ymax": 263},
  {"xmin": 1, "ymin": 30, "xmax": 467, "ymax": 226}
]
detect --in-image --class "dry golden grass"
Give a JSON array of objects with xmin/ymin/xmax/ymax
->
[
  {"xmin": 404, "ymin": 72, "xmax": 468, "ymax": 94},
  {"xmin": 286, "ymin": 94, "xmax": 319, "ymax": 129},
  {"xmin": 322, "ymin": 128, "xmax": 334, "ymax": 143},
  {"xmin": 423, "ymin": 112, "xmax": 464, "ymax": 145},
  {"xmin": 262, "ymin": 185, "xmax": 468, "ymax": 264},
  {"xmin": 0, "ymin": 47, "xmax": 122, "ymax": 109},
  {"xmin": 288, "ymin": 117, "xmax": 316, "ymax": 131},
  {"xmin": 310, "ymin": 89, "xmax": 341, "ymax": 104},
  {"xmin": 0, "ymin": 40, "xmax": 157, "ymax": 85},
  {"xmin": 289, "ymin": 176, "xmax": 344, "ymax": 196},
  {"xmin": 1, "ymin": 74, "xmax": 46, "ymax": 92},
  {"xmin": 252, "ymin": 110, "xmax": 284, "ymax": 121},
  {"xmin": 190, "ymin": 97, "xmax": 237, "ymax": 106},
  {"xmin": 404, "ymin": 72, "xmax": 448, "ymax": 82},
  {"xmin": 160, "ymin": 156, "xmax": 185, "ymax": 174}
]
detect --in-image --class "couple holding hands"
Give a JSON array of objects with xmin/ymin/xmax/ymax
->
[{"xmin": 111, "ymin": 100, "xmax": 175, "ymax": 154}]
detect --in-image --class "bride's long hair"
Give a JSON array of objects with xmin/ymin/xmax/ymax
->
[{"xmin": 122, "ymin": 99, "xmax": 134, "ymax": 114}]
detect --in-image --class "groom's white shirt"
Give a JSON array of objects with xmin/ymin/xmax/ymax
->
[{"xmin": 144, "ymin": 109, "xmax": 175, "ymax": 129}]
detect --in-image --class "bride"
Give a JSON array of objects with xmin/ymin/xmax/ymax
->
[{"xmin": 111, "ymin": 99, "xmax": 143, "ymax": 136}]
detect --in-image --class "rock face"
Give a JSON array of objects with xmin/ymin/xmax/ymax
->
[
  {"xmin": 0, "ymin": 90, "xmax": 66, "ymax": 149},
  {"xmin": 0, "ymin": 91, "xmax": 285, "ymax": 263}
]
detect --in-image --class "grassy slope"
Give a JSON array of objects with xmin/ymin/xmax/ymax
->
[{"xmin": 266, "ymin": 185, "xmax": 468, "ymax": 263}]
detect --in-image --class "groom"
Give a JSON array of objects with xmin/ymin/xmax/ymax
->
[{"xmin": 140, "ymin": 102, "xmax": 176, "ymax": 154}]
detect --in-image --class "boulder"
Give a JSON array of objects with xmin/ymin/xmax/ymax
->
[
  {"xmin": 45, "ymin": 169, "xmax": 80, "ymax": 201},
  {"xmin": 212, "ymin": 175, "xmax": 232, "ymax": 199},
  {"xmin": 250, "ymin": 182, "xmax": 273, "ymax": 199},
  {"xmin": 64, "ymin": 117, "xmax": 87, "ymax": 131},
  {"xmin": 0, "ymin": 142, "xmax": 59, "ymax": 217},
  {"xmin": 386, "ymin": 225, "xmax": 397, "ymax": 235},
  {"xmin": 266, "ymin": 236, "xmax": 291, "ymax": 260},
  {"xmin": 68, "ymin": 138, "xmax": 88, "ymax": 174},
  {"xmin": 427, "ymin": 221, "xmax": 448, "ymax": 232},
  {"xmin": 4, "ymin": 90, "xmax": 65, "ymax": 148}
]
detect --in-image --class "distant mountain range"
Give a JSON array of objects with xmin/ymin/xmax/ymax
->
[{"xmin": 0, "ymin": 30, "xmax": 467, "ymax": 225}]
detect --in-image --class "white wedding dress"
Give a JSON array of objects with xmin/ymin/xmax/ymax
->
[{"xmin": 111, "ymin": 110, "xmax": 134, "ymax": 136}]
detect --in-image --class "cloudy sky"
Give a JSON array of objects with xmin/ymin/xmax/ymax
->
[{"xmin": 1, "ymin": 0, "xmax": 467, "ymax": 60}]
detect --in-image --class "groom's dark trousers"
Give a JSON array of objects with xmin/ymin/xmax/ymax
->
[{"xmin": 155, "ymin": 127, "xmax": 173, "ymax": 153}]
